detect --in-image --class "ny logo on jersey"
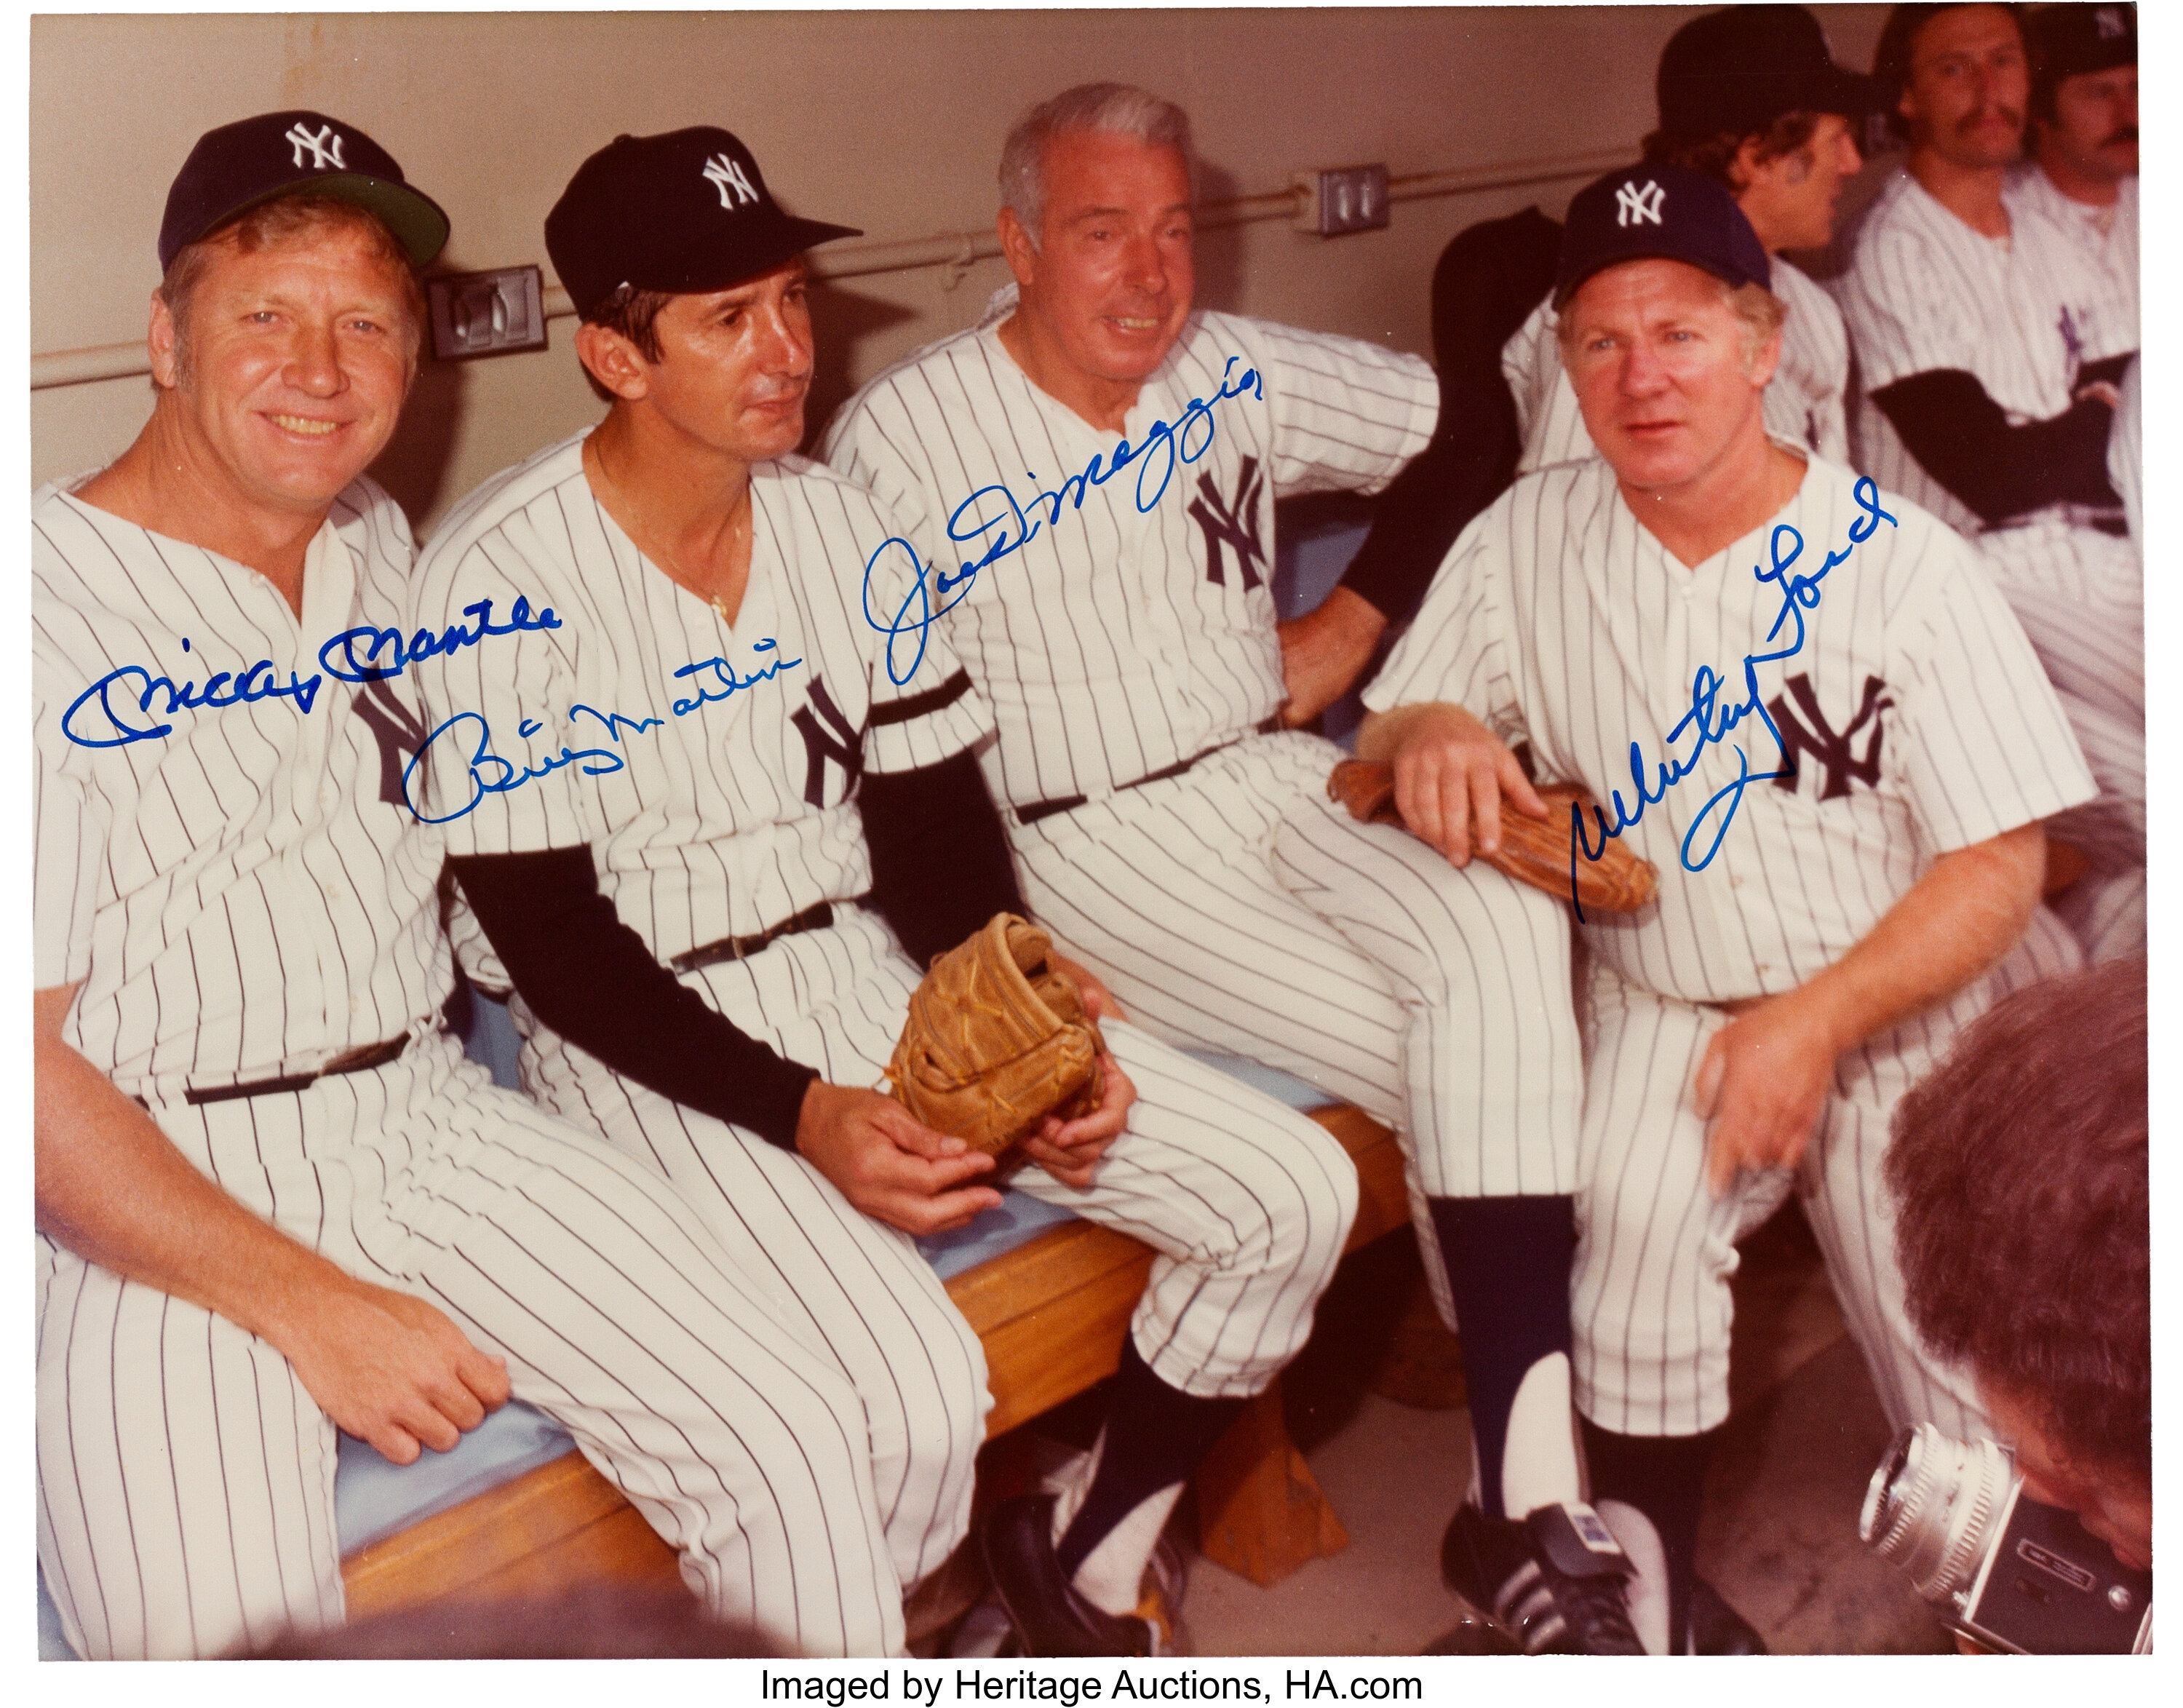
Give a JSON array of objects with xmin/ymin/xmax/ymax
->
[
  {"xmin": 702, "ymin": 153, "xmax": 760, "ymax": 210},
  {"xmin": 1615, "ymin": 179, "xmax": 1666, "ymax": 227},
  {"xmin": 790, "ymin": 675, "xmax": 865, "ymax": 806},
  {"xmin": 1188, "ymin": 456, "xmax": 1268, "ymax": 591},
  {"xmin": 2059, "ymin": 304, "xmax": 2086, "ymax": 365},
  {"xmin": 351, "ymin": 678, "xmax": 432, "ymax": 806},
  {"xmin": 1768, "ymin": 673, "xmax": 1893, "ymax": 800},
  {"xmin": 286, "ymin": 122, "xmax": 346, "ymax": 172}
]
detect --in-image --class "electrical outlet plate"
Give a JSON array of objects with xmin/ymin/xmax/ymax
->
[
  {"xmin": 428, "ymin": 266, "xmax": 549, "ymax": 361},
  {"xmin": 1293, "ymin": 164, "xmax": 1391, "ymax": 237}
]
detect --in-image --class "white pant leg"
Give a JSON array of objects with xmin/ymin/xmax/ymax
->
[
  {"xmin": 1005, "ymin": 1022, "xmax": 1359, "ymax": 1397},
  {"xmin": 509, "ymin": 929, "xmax": 988, "ymax": 1603},
  {"xmin": 37, "ymin": 1038, "xmax": 934, "ymax": 1660},
  {"xmin": 1009, "ymin": 736, "xmax": 1411, "ymax": 1127},
  {"xmin": 537, "ymin": 907, "xmax": 1352, "ymax": 1405},
  {"xmin": 1268, "ymin": 775, "xmax": 1581, "ymax": 1200},
  {"xmin": 36, "ymin": 1236, "xmax": 344, "ymax": 1661},
  {"xmin": 1570, "ymin": 964, "xmax": 1792, "ymax": 1437}
]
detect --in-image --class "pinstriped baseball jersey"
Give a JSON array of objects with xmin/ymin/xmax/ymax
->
[
  {"xmin": 2111, "ymin": 354, "xmax": 2142, "ymax": 543},
  {"xmin": 1834, "ymin": 168, "xmax": 2128, "ymax": 538},
  {"xmin": 34, "ymin": 475, "xmax": 447, "ymax": 1084},
  {"xmin": 821, "ymin": 311, "xmax": 1436, "ymax": 809},
  {"xmin": 2008, "ymin": 164, "xmax": 2138, "ymax": 361},
  {"xmin": 405, "ymin": 434, "xmax": 991, "ymax": 975},
  {"xmin": 1503, "ymin": 255, "xmax": 1850, "ymax": 473},
  {"xmin": 1362, "ymin": 456, "xmax": 2097, "ymax": 1005}
]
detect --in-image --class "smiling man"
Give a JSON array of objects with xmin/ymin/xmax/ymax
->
[
  {"xmin": 402, "ymin": 125, "xmax": 1357, "ymax": 1661},
  {"xmin": 34, "ymin": 110, "xmax": 985, "ymax": 1661},
  {"xmin": 824, "ymin": 83, "xmax": 1632, "ymax": 1655},
  {"xmin": 1360, "ymin": 164, "xmax": 2096, "ymax": 1653},
  {"xmin": 1837, "ymin": 3, "xmax": 2143, "ymax": 964}
]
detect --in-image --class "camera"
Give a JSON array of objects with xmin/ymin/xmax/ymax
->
[{"xmin": 1860, "ymin": 1423, "xmax": 2152, "ymax": 1653}]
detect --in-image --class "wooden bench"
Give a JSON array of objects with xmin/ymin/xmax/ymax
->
[{"xmin": 340, "ymin": 1101, "xmax": 1412, "ymax": 1621}]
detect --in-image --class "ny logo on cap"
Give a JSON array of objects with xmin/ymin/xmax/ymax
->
[
  {"xmin": 702, "ymin": 153, "xmax": 760, "ymax": 210},
  {"xmin": 2095, "ymin": 6, "xmax": 2126, "ymax": 39},
  {"xmin": 1616, "ymin": 179, "xmax": 1666, "ymax": 228},
  {"xmin": 285, "ymin": 122, "xmax": 346, "ymax": 172}
]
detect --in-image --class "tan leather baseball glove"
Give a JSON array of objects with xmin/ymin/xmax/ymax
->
[
  {"xmin": 1327, "ymin": 759, "xmax": 1658, "ymax": 915},
  {"xmin": 886, "ymin": 913, "xmax": 1109, "ymax": 1165}
]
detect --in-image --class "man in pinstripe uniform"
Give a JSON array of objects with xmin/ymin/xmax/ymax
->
[
  {"xmin": 825, "ymin": 84, "xmax": 1639, "ymax": 1651},
  {"xmin": 402, "ymin": 125, "xmax": 1356, "ymax": 1660},
  {"xmin": 1503, "ymin": 6, "xmax": 1877, "ymax": 476},
  {"xmin": 1364, "ymin": 164, "xmax": 2096, "ymax": 1652},
  {"xmin": 1835, "ymin": 3, "xmax": 2142, "ymax": 962},
  {"xmin": 34, "ymin": 111, "xmax": 993, "ymax": 1661}
]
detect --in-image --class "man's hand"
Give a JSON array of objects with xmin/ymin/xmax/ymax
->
[
  {"xmin": 1693, "ymin": 990, "xmax": 1842, "ymax": 1196},
  {"xmin": 1276, "ymin": 587, "xmax": 1387, "ymax": 727},
  {"xmin": 1051, "ymin": 952, "xmax": 1126, "ymax": 1023},
  {"xmin": 1386, "ymin": 703, "xmax": 1547, "ymax": 865},
  {"xmin": 796, "ymin": 1079, "xmax": 1003, "ymax": 1235},
  {"xmin": 1019, "ymin": 1055, "xmax": 1137, "ymax": 1188},
  {"xmin": 271, "ymin": 1278, "xmax": 512, "ymax": 1465},
  {"xmin": 2075, "ymin": 379, "xmax": 2123, "ymax": 411}
]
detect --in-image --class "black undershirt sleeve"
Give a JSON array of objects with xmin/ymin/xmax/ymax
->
[
  {"xmin": 861, "ymin": 747, "xmax": 1027, "ymax": 970},
  {"xmin": 1870, "ymin": 368, "xmax": 2120, "ymax": 526},
  {"xmin": 449, "ymin": 846, "xmax": 817, "ymax": 1150}
]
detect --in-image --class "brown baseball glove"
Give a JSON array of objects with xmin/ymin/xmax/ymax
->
[
  {"xmin": 1327, "ymin": 759, "xmax": 1658, "ymax": 915},
  {"xmin": 886, "ymin": 913, "xmax": 1109, "ymax": 1166}
]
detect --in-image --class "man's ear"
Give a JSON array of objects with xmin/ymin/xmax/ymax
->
[
  {"xmin": 1729, "ymin": 135, "xmax": 1766, "ymax": 195},
  {"xmin": 576, "ymin": 321, "xmax": 651, "ymax": 402},
  {"xmin": 996, "ymin": 207, "xmax": 1039, "ymax": 291},
  {"xmin": 147, "ymin": 288, "xmax": 182, "ymax": 391},
  {"xmin": 1747, "ymin": 324, "xmax": 1785, "ymax": 392}
]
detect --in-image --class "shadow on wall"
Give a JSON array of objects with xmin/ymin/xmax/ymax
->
[
  {"xmin": 370, "ymin": 355, "xmax": 472, "ymax": 529},
  {"xmin": 1191, "ymin": 159, "xmax": 1246, "ymax": 315},
  {"xmin": 806, "ymin": 279, "xmax": 920, "ymax": 453}
]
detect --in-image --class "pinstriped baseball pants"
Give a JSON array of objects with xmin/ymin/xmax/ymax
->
[
  {"xmin": 1978, "ymin": 525, "xmax": 2144, "ymax": 963},
  {"xmin": 37, "ymin": 1032, "xmax": 966, "ymax": 1661},
  {"xmin": 512, "ymin": 905, "xmax": 1356, "ymax": 1404},
  {"xmin": 1570, "ymin": 905, "xmax": 2083, "ymax": 1439},
  {"xmin": 1008, "ymin": 730, "xmax": 1582, "ymax": 1324}
]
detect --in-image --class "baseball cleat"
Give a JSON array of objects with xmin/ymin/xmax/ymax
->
[
  {"xmin": 977, "ymin": 1493, "xmax": 1161, "ymax": 1659},
  {"xmin": 1442, "ymin": 1501, "xmax": 1648, "ymax": 1655}
]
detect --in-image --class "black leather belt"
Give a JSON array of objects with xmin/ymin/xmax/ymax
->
[
  {"xmin": 1015, "ymin": 717, "xmax": 1281, "ymax": 827},
  {"xmin": 669, "ymin": 899, "xmax": 842, "ymax": 974},
  {"xmin": 183, "ymin": 1032, "xmax": 412, "ymax": 1106}
]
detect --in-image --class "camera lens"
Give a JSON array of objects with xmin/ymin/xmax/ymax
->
[{"xmin": 1859, "ymin": 1423, "xmax": 2017, "ymax": 1605}]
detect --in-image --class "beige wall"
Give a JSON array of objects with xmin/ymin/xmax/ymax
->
[{"xmin": 31, "ymin": 6, "xmax": 1888, "ymax": 536}]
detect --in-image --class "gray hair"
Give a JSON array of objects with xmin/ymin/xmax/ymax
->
[{"xmin": 998, "ymin": 82, "xmax": 1193, "ymax": 247}]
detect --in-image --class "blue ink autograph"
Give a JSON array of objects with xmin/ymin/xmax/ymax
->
[
  {"xmin": 60, "ymin": 596, "xmax": 561, "ymax": 750},
  {"xmin": 1568, "ymin": 476, "xmax": 1898, "ymax": 920},
  {"xmin": 401, "ymin": 641, "xmax": 802, "ymax": 824},
  {"xmin": 861, "ymin": 354, "xmax": 1265, "ymax": 684}
]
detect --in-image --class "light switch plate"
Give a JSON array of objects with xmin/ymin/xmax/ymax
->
[
  {"xmin": 1293, "ymin": 165, "xmax": 1391, "ymax": 237},
  {"xmin": 428, "ymin": 266, "xmax": 549, "ymax": 361}
]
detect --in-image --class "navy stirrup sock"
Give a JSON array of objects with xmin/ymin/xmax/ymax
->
[
  {"xmin": 1055, "ymin": 1338, "xmax": 1247, "ymax": 1577},
  {"xmin": 1428, "ymin": 1194, "xmax": 1578, "ymax": 1519},
  {"xmin": 1580, "ymin": 1418, "xmax": 1716, "ymax": 1645}
]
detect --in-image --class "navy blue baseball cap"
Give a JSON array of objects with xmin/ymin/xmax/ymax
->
[
  {"xmin": 159, "ymin": 110, "xmax": 450, "ymax": 271},
  {"xmin": 546, "ymin": 127, "xmax": 862, "ymax": 319},
  {"xmin": 1658, "ymin": 6, "xmax": 1881, "ymax": 138},
  {"xmin": 1553, "ymin": 164, "xmax": 1772, "ymax": 309}
]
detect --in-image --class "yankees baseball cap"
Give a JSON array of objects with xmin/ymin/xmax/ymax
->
[
  {"xmin": 1553, "ymin": 164, "xmax": 1771, "ymax": 309},
  {"xmin": 546, "ymin": 127, "xmax": 862, "ymax": 320},
  {"xmin": 2030, "ymin": 3, "xmax": 2136, "ymax": 86},
  {"xmin": 1656, "ymin": 6, "xmax": 1881, "ymax": 138},
  {"xmin": 159, "ymin": 110, "xmax": 450, "ymax": 272}
]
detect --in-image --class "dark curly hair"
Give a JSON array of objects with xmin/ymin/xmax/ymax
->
[{"xmin": 1888, "ymin": 956, "xmax": 2148, "ymax": 1482}]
